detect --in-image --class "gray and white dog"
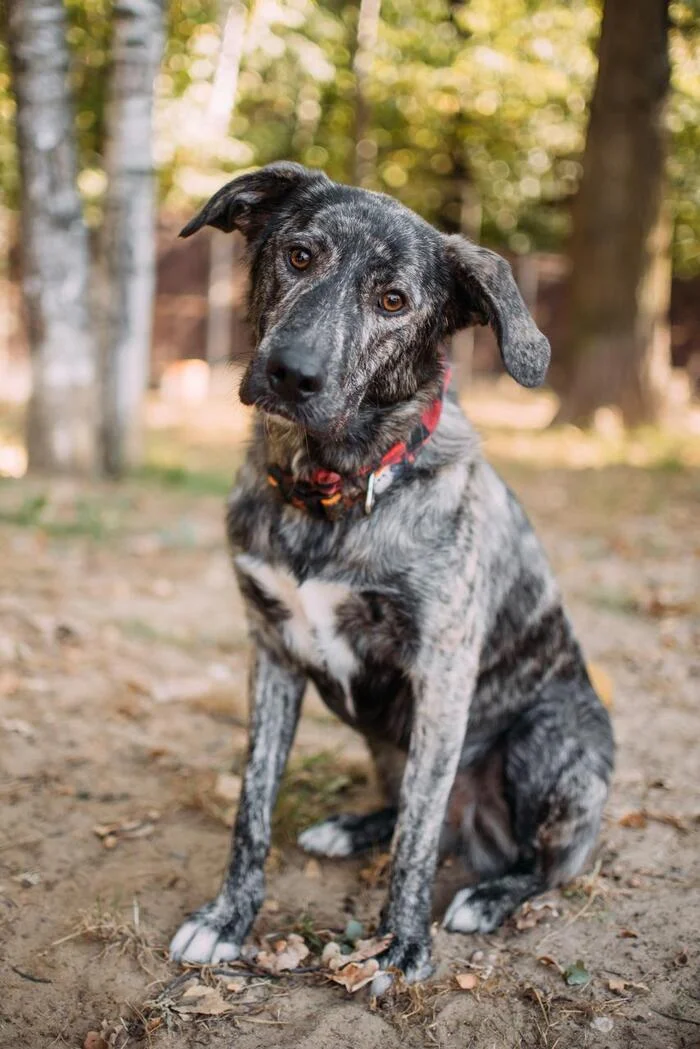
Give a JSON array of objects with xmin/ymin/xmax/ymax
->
[{"xmin": 169, "ymin": 162, "xmax": 614, "ymax": 991}]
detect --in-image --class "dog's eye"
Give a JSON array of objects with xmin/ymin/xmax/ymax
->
[
  {"xmin": 288, "ymin": 247, "xmax": 312, "ymax": 271},
  {"xmin": 379, "ymin": 291, "xmax": 406, "ymax": 314}
]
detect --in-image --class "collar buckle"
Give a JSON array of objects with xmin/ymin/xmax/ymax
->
[{"xmin": 364, "ymin": 471, "xmax": 376, "ymax": 515}]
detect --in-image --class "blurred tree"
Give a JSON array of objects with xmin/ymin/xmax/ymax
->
[
  {"xmin": 555, "ymin": 0, "xmax": 672, "ymax": 425},
  {"xmin": 439, "ymin": 0, "xmax": 481, "ymax": 394},
  {"xmin": 6, "ymin": 0, "xmax": 98, "ymax": 475},
  {"xmin": 100, "ymin": 0, "xmax": 165, "ymax": 475},
  {"xmin": 353, "ymin": 0, "xmax": 382, "ymax": 185},
  {"xmin": 204, "ymin": 0, "xmax": 252, "ymax": 372}
]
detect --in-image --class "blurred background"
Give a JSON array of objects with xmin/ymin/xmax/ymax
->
[{"xmin": 0, "ymin": 0, "xmax": 699, "ymax": 481}]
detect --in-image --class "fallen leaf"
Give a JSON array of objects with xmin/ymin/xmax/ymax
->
[
  {"xmin": 257, "ymin": 933, "xmax": 309, "ymax": 973},
  {"xmin": 93, "ymin": 813, "xmax": 160, "ymax": 848},
  {"xmin": 329, "ymin": 934, "xmax": 393, "ymax": 971},
  {"xmin": 607, "ymin": 976, "xmax": 649, "ymax": 994},
  {"xmin": 515, "ymin": 899, "xmax": 559, "ymax": 931},
  {"xmin": 642, "ymin": 590, "xmax": 694, "ymax": 618},
  {"xmin": 619, "ymin": 808, "xmax": 688, "ymax": 834},
  {"xmin": 619, "ymin": 811, "xmax": 647, "ymax": 830},
  {"xmin": 0, "ymin": 717, "xmax": 36, "ymax": 740},
  {"xmin": 83, "ymin": 1033, "xmax": 108, "ymax": 1049},
  {"xmin": 214, "ymin": 773, "xmax": 242, "ymax": 803},
  {"xmin": 175, "ymin": 984, "xmax": 234, "ymax": 1016},
  {"xmin": 619, "ymin": 928, "xmax": 639, "ymax": 939},
  {"xmin": 587, "ymin": 662, "xmax": 614, "ymax": 709},
  {"xmin": 359, "ymin": 852, "xmax": 391, "ymax": 887},
  {"xmin": 225, "ymin": 979, "xmax": 246, "ymax": 993},
  {"xmin": 563, "ymin": 960, "xmax": 591, "ymax": 987},
  {"xmin": 304, "ymin": 858, "xmax": 321, "ymax": 879},
  {"xmin": 455, "ymin": 972, "xmax": 478, "ymax": 990},
  {"xmin": 645, "ymin": 811, "xmax": 689, "ymax": 834},
  {"xmin": 328, "ymin": 958, "xmax": 379, "ymax": 992},
  {"xmin": 538, "ymin": 955, "xmax": 564, "ymax": 974},
  {"xmin": 13, "ymin": 870, "xmax": 41, "ymax": 887}
]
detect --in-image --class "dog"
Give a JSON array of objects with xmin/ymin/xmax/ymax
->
[{"xmin": 169, "ymin": 162, "xmax": 614, "ymax": 992}]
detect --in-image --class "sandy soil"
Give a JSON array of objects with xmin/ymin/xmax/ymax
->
[{"xmin": 1, "ymin": 395, "xmax": 699, "ymax": 1049}]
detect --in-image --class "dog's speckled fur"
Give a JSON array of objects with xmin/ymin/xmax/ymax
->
[{"xmin": 169, "ymin": 163, "xmax": 614, "ymax": 990}]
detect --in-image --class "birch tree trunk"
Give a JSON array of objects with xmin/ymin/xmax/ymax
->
[
  {"xmin": 352, "ymin": 0, "xmax": 381, "ymax": 186},
  {"xmin": 101, "ymin": 0, "xmax": 165, "ymax": 476},
  {"xmin": 555, "ymin": 0, "xmax": 672, "ymax": 426},
  {"xmin": 7, "ymin": 0, "xmax": 98, "ymax": 475}
]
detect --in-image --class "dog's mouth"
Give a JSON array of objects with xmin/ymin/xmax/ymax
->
[{"xmin": 243, "ymin": 388, "xmax": 350, "ymax": 441}]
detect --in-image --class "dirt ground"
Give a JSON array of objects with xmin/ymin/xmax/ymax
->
[{"xmin": 1, "ymin": 385, "xmax": 699, "ymax": 1049}]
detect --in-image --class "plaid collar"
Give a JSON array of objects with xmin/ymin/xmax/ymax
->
[{"xmin": 266, "ymin": 364, "xmax": 451, "ymax": 521}]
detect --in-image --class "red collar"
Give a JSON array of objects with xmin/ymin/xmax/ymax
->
[{"xmin": 266, "ymin": 364, "xmax": 451, "ymax": 520}]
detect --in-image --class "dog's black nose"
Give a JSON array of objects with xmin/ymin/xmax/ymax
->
[{"xmin": 266, "ymin": 346, "xmax": 324, "ymax": 403}]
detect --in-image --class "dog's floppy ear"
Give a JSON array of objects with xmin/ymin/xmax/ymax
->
[
  {"xmin": 443, "ymin": 235, "xmax": 550, "ymax": 388},
  {"xmin": 179, "ymin": 161, "xmax": 328, "ymax": 241}
]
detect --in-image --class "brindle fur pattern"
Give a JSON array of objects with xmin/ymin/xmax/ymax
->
[{"xmin": 169, "ymin": 163, "xmax": 614, "ymax": 991}]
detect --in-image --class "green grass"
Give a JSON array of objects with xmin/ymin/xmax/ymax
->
[
  {"xmin": 134, "ymin": 462, "xmax": 233, "ymax": 496},
  {"xmin": 0, "ymin": 492, "xmax": 109, "ymax": 538},
  {"xmin": 273, "ymin": 751, "xmax": 369, "ymax": 845}
]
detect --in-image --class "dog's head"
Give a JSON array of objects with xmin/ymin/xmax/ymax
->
[{"xmin": 182, "ymin": 162, "xmax": 550, "ymax": 438}]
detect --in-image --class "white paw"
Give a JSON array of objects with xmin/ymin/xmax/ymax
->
[
  {"xmin": 297, "ymin": 819, "xmax": 353, "ymax": 858},
  {"xmin": 370, "ymin": 969, "xmax": 395, "ymax": 997},
  {"xmin": 443, "ymin": 888, "xmax": 494, "ymax": 934},
  {"xmin": 169, "ymin": 917, "xmax": 241, "ymax": 964}
]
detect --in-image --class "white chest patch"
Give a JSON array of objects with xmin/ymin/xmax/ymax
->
[{"xmin": 235, "ymin": 555, "xmax": 359, "ymax": 718}]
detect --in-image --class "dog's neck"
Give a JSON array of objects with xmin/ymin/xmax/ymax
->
[{"xmin": 258, "ymin": 372, "xmax": 444, "ymax": 479}]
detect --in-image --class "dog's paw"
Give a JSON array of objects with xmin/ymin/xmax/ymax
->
[
  {"xmin": 169, "ymin": 903, "xmax": 241, "ymax": 965},
  {"xmin": 297, "ymin": 817, "xmax": 353, "ymax": 858},
  {"xmin": 369, "ymin": 937, "xmax": 433, "ymax": 997},
  {"xmin": 443, "ymin": 887, "xmax": 500, "ymax": 934}
]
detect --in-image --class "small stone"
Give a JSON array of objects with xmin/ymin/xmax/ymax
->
[
  {"xmin": 83, "ymin": 1034, "xmax": 108, "ymax": 1049},
  {"xmin": 343, "ymin": 918, "xmax": 365, "ymax": 944},
  {"xmin": 591, "ymin": 1016, "xmax": 614, "ymax": 1034}
]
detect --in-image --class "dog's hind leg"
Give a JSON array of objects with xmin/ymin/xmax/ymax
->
[
  {"xmin": 298, "ymin": 807, "xmax": 397, "ymax": 857},
  {"xmin": 444, "ymin": 687, "xmax": 613, "ymax": 935},
  {"xmin": 297, "ymin": 737, "xmax": 403, "ymax": 856}
]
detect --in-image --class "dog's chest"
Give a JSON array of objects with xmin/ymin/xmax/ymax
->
[{"xmin": 235, "ymin": 554, "xmax": 361, "ymax": 713}]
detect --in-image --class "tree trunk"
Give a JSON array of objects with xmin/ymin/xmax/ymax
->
[
  {"xmin": 555, "ymin": 0, "xmax": 671, "ymax": 426},
  {"xmin": 101, "ymin": 0, "xmax": 164, "ymax": 476},
  {"xmin": 352, "ymin": 0, "xmax": 381, "ymax": 186},
  {"xmin": 7, "ymin": 0, "xmax": 98, "ymax": 475}
]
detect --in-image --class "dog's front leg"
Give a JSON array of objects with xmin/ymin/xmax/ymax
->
[
  {"xmin": 170, "ymin": 646, "xmax": 305, "ymax": 964},
  {"xmin": 372, "ymin": 606, "xmax": 481, "ymax": 993}
]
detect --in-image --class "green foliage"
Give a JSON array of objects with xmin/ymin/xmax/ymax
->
[
  {"xmin": 0, "ymin": 41, "xmax": 18, "ymax": 209},
  {"xmin": 669, "ymin": 1, "xmax": 700, "ymax": 275},
  {"xmin": 1, "ymin": 0, "xmax": 699, "ymax": 271}
]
